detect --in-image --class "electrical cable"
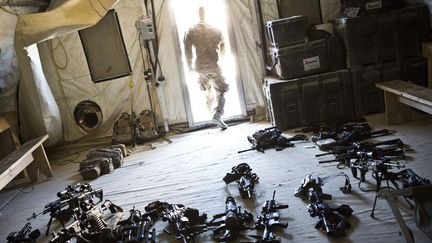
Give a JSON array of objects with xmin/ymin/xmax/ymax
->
[
  {"xmin": 19, "ymin": 186, "xmax": 34, "ymax": 193},
  {"xmin": 49, "ymin": 38, "xmax": 75, "ymax": 135},
  {"xmin": 48, "ymin": 38, "xmax": 68, "ymax": 70},
  {"xmin": 89, "ymin": 0, "xmax": 103, "ymax": 17},
  {"xmin": 0, "ymin": 6, "xmax": 19, "ymax": 16},
  {"xmin": 96, "ymin": 0, "xmax": 108, "ymax": 11}
]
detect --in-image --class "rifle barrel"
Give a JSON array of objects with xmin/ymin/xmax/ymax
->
[
  {"xmin": 319, "ymin": 159, "xmax": 338, "ymax": 164},
  {"xmin": 237, "ymin": 148, "xmax": 254, "ymax": 154}
]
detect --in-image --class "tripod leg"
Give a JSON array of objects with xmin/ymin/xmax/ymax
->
[
  {"xmin": 45, "ymin": 216, "xmax": 53, "ymax": 236},
  {"xmin": 371, "ymin": 173, "xmax": 384, "ymax": 218}
]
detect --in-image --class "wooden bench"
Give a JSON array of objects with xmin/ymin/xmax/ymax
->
[
  {"xmin": 375, "ymin": 80, "xmax": 432, "ymax": 125},
  {"xmin": 378, "ymin": 185, "xmax": 432, "ymax": 243},
  {"xmin": 0, "ymin": 118, "xmax": 53, "ymax": 190}
]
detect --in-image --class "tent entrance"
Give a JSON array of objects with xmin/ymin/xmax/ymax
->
[{"xmin": 172, "ymin": 0, "xmax": 246, "ymax": 126}]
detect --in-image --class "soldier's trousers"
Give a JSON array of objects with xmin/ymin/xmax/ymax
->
[{"xmin": 197, "ymin": 70, "xmax": 229, "ymax": 117}]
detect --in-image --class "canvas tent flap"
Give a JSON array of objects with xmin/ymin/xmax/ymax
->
[{"xmin": 14, "ymin": 0, "xmax": 119, "ymax": 146}]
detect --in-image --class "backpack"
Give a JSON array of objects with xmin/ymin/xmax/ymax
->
[
  {"xmin": 136, "ymin": 110, "xmax": 159, "ymax": 143},
  {"xmin": 112, "ymin": 112, "xmax": 136, "ymax": 145}
]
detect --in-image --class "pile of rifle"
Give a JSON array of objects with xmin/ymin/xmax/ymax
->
[
  {"xmin": 311, "ymin": 122, "xmax": 431, "ymax": 217},
  {"xmin": 8, "ymin": 181, "xmax": 291, "ymax": 243},
  {"xmin": 8, "ymin": 123, "xmax": 431, "ymax": 242}
]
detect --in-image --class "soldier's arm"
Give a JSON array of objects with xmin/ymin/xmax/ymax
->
[
  {"xmin": 219, "ymin": 33, "xmax": 226, "ymax": 56},
  {"xmin": 183, "ymin": 30, "xmax": 193, "ymax": 71}
]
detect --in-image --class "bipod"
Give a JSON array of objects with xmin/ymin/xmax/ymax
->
[{"xmin": 370, "ymin": 171, "xmax": 414, "ymax": 218}]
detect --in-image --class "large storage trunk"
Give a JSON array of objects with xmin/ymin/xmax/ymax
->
[
  {"xmin": 351, "ymin": 66, "xmax": 383, "ymax": 118},
  {"xmin": 269, "ymin": 39, "xmax": 329, "ymax": 80},
  {"xmin": 336, "ymin": 4, "xmax": 430, "ymax": 69},
  {"xmin": 402, "ymin": 57, "xmax": 428, "ymax": 87},
  {"xmin": 326, "ymin": 36, "xmax": 347, "ymax": 71},
  {"xmin": 351, "ymin": 61, "xmax": 401, "ymax": 117},
  {"xmin": 340, "ymin": 0, "xmax": 397, "ymax": 15},
  {"xmin": 264, "ymin": 70, "xmax": 354, "ymax": 130},
  {"xmin": 266, "ymin": 16, "xmax": 308, "ymax": 47}
]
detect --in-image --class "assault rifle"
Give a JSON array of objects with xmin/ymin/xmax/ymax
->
[
  {"xmin": 28, "ymin": 183, "xmax": 103, "ymax": 235},
  {"xmin": 6, "ymin": 223, "xmax": 40, "ymax": 243},
  {"xmin": 251, "ymin": 191, "xmax": 288, "ymax": 243},
  {"xmin": 223, "ymin": 163, "xmax": 259, "ymax": 199},
  {"xmin": 310, "ymin": 122, "xmax": 393, "ymax": 146},
  {"xmin": 238, "ymin": 127, "xmax": 307, "ymax": 153},
  {"xmin": 208, "ymin": 197, "xmax": 254, "ymax": 241},
  {"xmin": 317, "ymin": 139, "xmax": 404, "ymax": 157},
  {"xmin": 317, "ymin": 139, "xmax": 406, "ymax": 170},
  {"xmin": 294, "ymin": 173, "xmax": 352, "ymax": 200},
  {"xmin": 116, "ymin": 207, "xmax": 157, "ymax": 243},
  {"xmin": 294, "ymin": 174, "xmax": 353, "ymax": 236},
  {"xmin": 144, "ymin": 201, "xmax": 207, "ymax": 243},
  {"xmin": 307, "ymin": 190, "xmax": 353, "ymax": 237}
]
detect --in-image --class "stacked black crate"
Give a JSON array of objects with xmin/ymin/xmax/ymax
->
[
  {"xmin": 264, "ymin": 71, "xmax": 354, "ymax": 130},
  {"xmin": 335, "ymin": 4, "xmax": 430, "ymax": 118},
  {"xmin": 264, "ymin": 16, "xmax": 352, "ymax": 130},
  {"xmin": 398, "ymin": 5, "xmax": 430, "ymax": 87},
  {"xmin": 266, "ymin": 16, "xmax": 330, "ymax": 80}
]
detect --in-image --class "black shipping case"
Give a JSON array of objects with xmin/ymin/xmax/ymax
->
[
  {"xmin": 335, "ymin": 4, "xmax": 430, "ymax": 69},
  {"xmin": 402, "ymin": 57, "xmax": 428, "ymax": 87},
  {"xmin": 351, "ymin": 61, "xmax": 401, "ymax": 117},
  {"xmin": 264, "ymin": 70, "xmax": 354, "ymax": 130},
  {"xmin": 340, "ymin": 0, "xmax": 400, "ymax": 15},
  {"xmin": 269, "ymin": 39, "xmax": 329, "ymax": 80},
  {"xmin": 266, "ymin": 16, "xmax": 308, "ymax": 47}
]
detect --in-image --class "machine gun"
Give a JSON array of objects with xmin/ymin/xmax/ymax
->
[
  {"xmin": 144, "ymin": 201, "xmax": 207, "ymax": 243},
  {"xmin": 116, "ymin": 207, "xmax": 157, "ymax": 243},
  {"xmin": 223, "ymin": 163, "xmax": 259, "ymax": 199},
  {"xmin": 28, "ymin": 183, "xmax": 103, "ymax": 235},
  {"xmin": 307, "ymin": 190, "xmax": 353, "ymax": 237},
  {"xmin": 208, "ymin": 196, "xmax": 254, "ymax": 241},
  {"xmin": 251, "ymin": 191, "xmax": 288, "ymax": 243},
  {"xmin": 6, "ymin": 223, "xmax": 41, "ymax": 243},
  {"xmin": 238, "ymin": 127, "xmax": 307, "ymax": 153},
  {"xmin": 349, "ymin": 158, "xmax": 430, "ymax": 217}
]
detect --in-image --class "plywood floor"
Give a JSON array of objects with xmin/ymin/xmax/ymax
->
[{"xmin": 1, "ymin": 113, "xmax": 432, "ymax": 243}]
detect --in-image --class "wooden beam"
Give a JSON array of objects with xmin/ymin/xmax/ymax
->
[{"xmin": 0, "ymin": 0, "xmax": 49, "ymax": 7}]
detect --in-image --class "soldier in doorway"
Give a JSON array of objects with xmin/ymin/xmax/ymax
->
[{"xmin": 184, "ymin": 6, "xmax": 229, "ymax": 129}]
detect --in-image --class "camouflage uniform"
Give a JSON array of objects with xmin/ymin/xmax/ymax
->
[{"xmin": 184, "ymin": 22, "xmax": 229, "ymax": 118}]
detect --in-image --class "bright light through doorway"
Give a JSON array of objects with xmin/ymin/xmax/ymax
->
[{"xmin": 172, "ymin": 0, "xmax": 243, "ymax": 124}]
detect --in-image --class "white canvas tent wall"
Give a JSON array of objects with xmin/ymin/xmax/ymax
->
[
  {"xmin": 13, "ymin": 0, "xmax": 122, "ymax": 146},
  {"xmin": 16, "ymin": 0, "xmax": 281, "ymax": 144},
  {"xmin": 2, "ymin": 0, "xmax": 350, "ymax": 146}
]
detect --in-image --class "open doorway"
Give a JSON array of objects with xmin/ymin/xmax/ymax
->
[{"xmin": 172, "ymin": 0, "xmax": 245, "ymax": 125}]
